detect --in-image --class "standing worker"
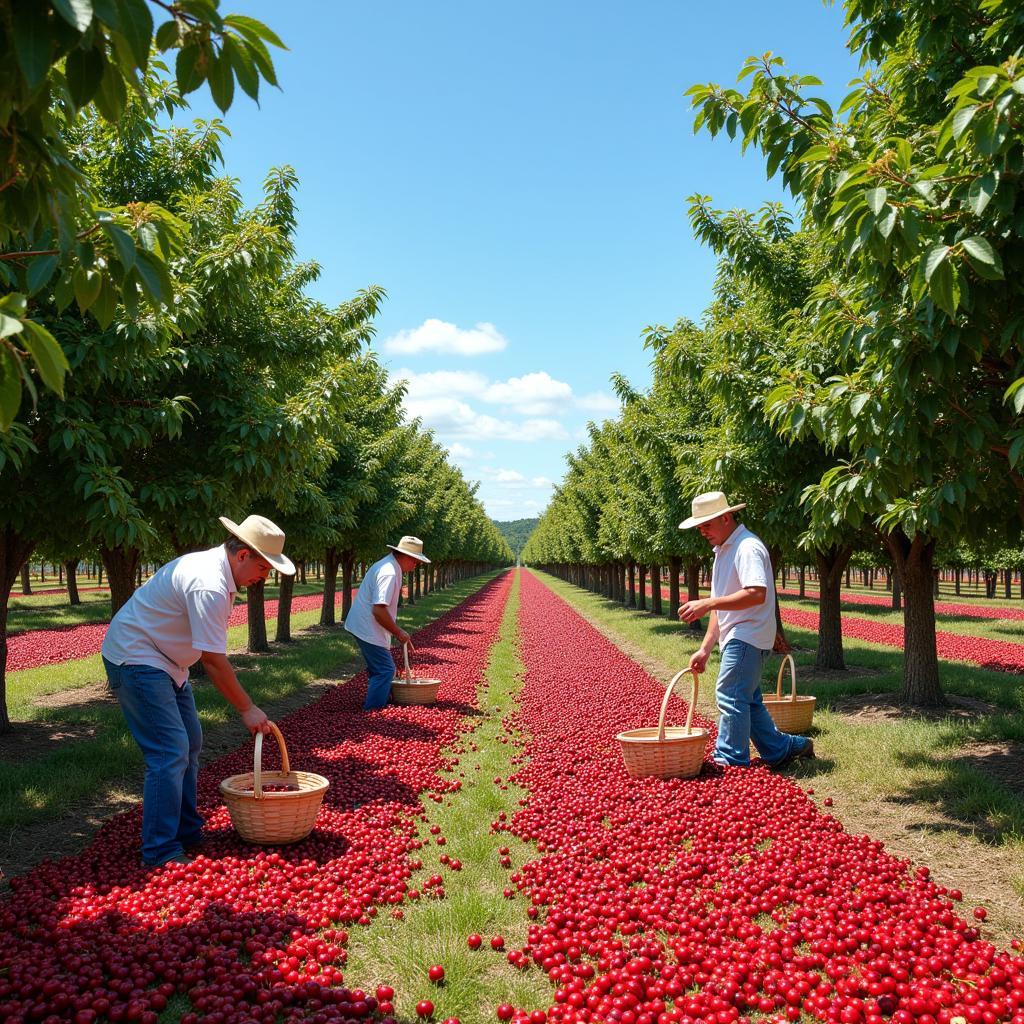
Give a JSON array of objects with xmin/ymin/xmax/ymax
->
[
  {"xmin": 101, "ymin": 515, "xmax": 295, "ymax": 867},
  {"xmin": 344, "ymin": 536, "xmax": 431, "ymax": 710},
  {"xmin": 677, "ymin": 492, "xmax": 814, "ymax": 769}
]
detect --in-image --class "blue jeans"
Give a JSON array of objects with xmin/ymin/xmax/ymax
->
[
  {"xmin": 103, "ymin": 658, "xmax": 204, "ymax": 865},
  {"xmin": 355, "ymin": 637, "xmax": 396, "ymax": 710},
  {"xmin": 714, "ymin": 639, "xmax": 809, "ymax": 767}
]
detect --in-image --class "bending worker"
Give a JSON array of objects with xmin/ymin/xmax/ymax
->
[
  {"xmin": 678, "ymin": 491, "xmax": 814, "ymax": 770},
  {"xmin": 101, "ymin": 515, "xmax": 294, "ymax": 867},
  {"xmin": 344, "ymin": 536, "xmax": 431, "ymax": 710}
]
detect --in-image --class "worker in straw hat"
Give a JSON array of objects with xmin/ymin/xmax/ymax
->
[
  {"xmin": 678, "ymin": 492, "xmax": 814, "ymax": 770},
  {"xmin": 344, "ymin": 536, "xmax": 431, "ymax": 710},
  {"xmin": 101, "ymin": 514, "xmax": 295, "ymax": 867}
]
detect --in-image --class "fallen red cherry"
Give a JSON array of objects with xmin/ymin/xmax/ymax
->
[
  {"xmin": 497, "ymin": 1005, "xmax": 515, "ymax": 1021},
  {"xmin": 416, "ymin": 998, "xmax": 434, "ymax": 1017},
  {"xmin": 491, "ymin": 935, "xmax": 505, "ymax": 949},
  {"xmin": 467, "ymin": 933, "xmax": 482, "ymax": 949},
  {"xmin": 428, "ymin": 964, "xmax": 445, "ymax": 982}
]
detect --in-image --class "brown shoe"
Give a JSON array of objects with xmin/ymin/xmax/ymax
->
[{"xmin": 771, "ymin": 738, "xmax": 815, "ymax": 771}]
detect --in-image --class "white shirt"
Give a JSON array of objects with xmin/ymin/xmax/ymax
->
[
  {"xmin": 101, "ymin": 546, "xmax": 236, "ymax": 686},
  {"xmin": 711, "ymin": 524, "xmax": 776, "ymax": 651},
  {"xmin": 344, "ymin": 553, "xmax": 401, "ymax": 648}
]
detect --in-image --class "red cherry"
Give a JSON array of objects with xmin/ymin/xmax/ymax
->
[
  {"xmin": 428, "ymin": 964, "xmax": 445, "ymax": 983},
  {"xmin": 467, "ymin": 933, "xmax": 482, "ymax": 949},
  {"xmin": 974, "ymin": 906, "xmax": 988, "ymax": 920},
  {"xmin": 491, "ymin": 935, "xmax": 505, "ymax": 950},
  {"xmin": 497, "ymin": 1005, "xmax": 515, "ymax": 1021},
  {"xmin": 416, "ymin": 999, "xmax": 435, "ymax": 1017},
  {"xmin": 377, "ymin": 985, "xmax": 394, "ymax": 1001}
]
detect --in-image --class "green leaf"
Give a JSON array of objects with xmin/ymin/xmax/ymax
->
[
  {"xmin": 850, "ymin": 393, "xmax": 870, "ymax": 418},
  {"xmin": 1009, "ymin": 434, "xmax": 1024, "ymax": 468},
  {"xmin": 923, "ymin": 244, "xmax": 950, "ymax": 282},
  {"xmin": 223, "ymin": 36, "xmax": 258, "ymax": 101},
  {"xmin": 13, "ymin": 0, "xmax": 52, "ymax": 90},
  {"xmin": 19, "ymin": 321, "xmax": 70, "ymax": 396},
  {"xmin": 65, "ymin": 45, "xmax": 106, "ymax": 109},
  {"xmin": 207, "ymin": 48, "xmax": 235, "ymax": 113},
  {"xmin": 74, "ymin": 266, "xmax": 103, "ymax": 311},
  {"xmin": 967, "ymin": 172, "xmax": 997, "ymax": 216},
  {"xmin": 176, "ymin": 43, "xmax": 205, "ymax": 95},
  {"xmin": 929, "ymin": 259, "xmax": 959, "ymax": 316},
  {"xmin": 133, "ymin": 249, "xmax": 174, "ymax": 306},
  {"xmin": 865, "ymin": 187, "xmax": 887, "ymax": 214},
  {"xmin": 114, "ymin": 0, "xmax": 154, "ymax": 69},
  {"xmin": 91, "ymin": 277, "xmax": 117, "ymax": 328},
  {"xmin": 154, "ymin": 18, "xmax": 179, "ymax": 50},
  {"xmin": 239, "ymin": 36, "xmax": 278, "ymax": 88},
  {"xmin": 0, "ymin": 348, "xmax": 21, "ymax": 430},
  {"xmin": 961, "ymin": 235, "xmax": 1004, "ymax": 280},
  {"xmin": 951, "ymin": 105, "xmax": 978, "ymax": 141},
  {"xmin": 1004, "ymin": 377, "xmax": 1024, "ymax": 414},
  {"xmin": 25, "ymin": 254, "xmax": 59, "ymax": 295},
  {"xmin": 223, "ymin": 14, "xmax": 287, "ymax": 49},
  {"xmin": 52, "ymin": 0, "xmax": 94, "ymax": 32},
  {"xmin": 103, "ymin": 222, "xmax": 136, "ymax": 269},
  {"xmin": 93, "ymin": 58, "xmax": 128, "ymax": 120},
  {"xmin": 0, "ymin": 312, "xmax": 25, "ymax": 339}
]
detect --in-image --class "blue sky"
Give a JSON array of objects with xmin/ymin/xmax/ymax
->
[{"xmin": 189, "ymin": 1, "xmax": 861, "ymax": 519}]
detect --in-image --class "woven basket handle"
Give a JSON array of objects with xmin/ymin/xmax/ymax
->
[
  {"xmin": 402, "ymin": 641, "xmax": 412, "ymax": 683},
  {"xmin": 776, "ymin": 654, "xmax": 797, "ymax": 702},
  {"xmin": 253, "ymin": 721, "xmax": 289, "ymax": 800},
  {"xmin": 657, "ymin": 668, "xmax": 700, "ymax": 741}
]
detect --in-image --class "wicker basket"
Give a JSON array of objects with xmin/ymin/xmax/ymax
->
[
  {"xmin": 219, "ymin": 722, "xmax": 329, "ymax": 845},
  {"xmin": 390, "ymin": 642, "xmax": 441, "ymax": 706},
  {"xmin": 762, "ymin": 654, "xmax": 815, "ymax": 733},
  {"xmin": 616, "ymin": 668, "xmax": 709, "ymax": 780}
]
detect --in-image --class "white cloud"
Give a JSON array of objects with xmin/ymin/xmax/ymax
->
[
  {"xmin": 383, "ymin": 319, "xmax": 508, "ymax": 356},
  {"xmin": 494, "ymin": 468, "xmax": 525, "ymax": 483},
  {"xmin": 448, "ymin": 442, "xmax": 474, "ymax": 459},
  {"xmin": 531, "ymin": 476, "xmax": 553, "ymax": 489},
  {"xmin": 482, "ymin": 371, "xmax": 573, "ymax": 416},
  {"xmin": 395, "ymin": 368, "xmax": 486, "ymax": 399},
  {"xmin": 404, "ymin": 396, "xmax": 568, "ymax": 443}
]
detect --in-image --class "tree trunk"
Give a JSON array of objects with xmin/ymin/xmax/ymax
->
[
  {"xmin": 299, "ymin": 560, "xmax": 307, "ymax": 585},
  {"xmin": 406, "ymin": 570, "xmax": 415, "ymax": 606},
  {"xmin": 275, "ymin": 571, "xmax": 294, "ymax": 643},
  {"xmin": 954, "ymin": 567, "xmax": 961, "ymax": 595},
  {"xmin": 247, "ymin": 579, "xmax": 269, "ymax": 653},
  {"xmin": 1, "ymin": 527, "xmax": 36, "ymax": 733},
  {"xmin": 766, "ymin": 546, "xmax": 789, "ymax": 651},
  {"xmin": 341, "ymin": 551, "xmax": 355, "ymax": 619},
  {"xmin": 814, "ymin": 545, "xmax": 853, "ymax": 670},
  {"xmin": 415, "ymin": 565, "xmax": 422, "ymax": 599},
  {"xmin": 798, "ymin": 564, "xmax": 806, "ymax": 598},
  {"xmin": 320, "ymin": 547, "xmax": 341, "ymax": 626},
  {"xmin": 58, "ymin": 563, "xmax": 63, "ymax": 585},
  {"xmin": 892, "ymin": 569, "xmax": 902, "ymax": 611},
  {"xmin": 65, "ymin": 560, "xmax": 81, "ymax": 606},
  {"xmin": 638, "ymin": 565, "xmax": 647, "ymax": 611},
  {"xmin": 20, "ymin": 563, "xmax": 31, "ymax": 595},
  {"xmin": 627, "ymin": 561, "xmax": 636, "ymax": 607},
  {"xmin": 99, "ymin": 544, "xmax": 141, "ymax": 616},
  {"xmin": 883, "ymin": 529, "xmax": 943, "ymax": 706},
  {"xmin": 650, "ymin": 564, "xmax": 663, "ymax": 615},
  {"xmin": 668, "ymin": 555, "xmax": 681, "ymax": 621}
]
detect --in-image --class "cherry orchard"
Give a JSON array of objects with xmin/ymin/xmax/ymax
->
[
  {"xmin": 0, "ymin": 574, "xmax": 513, "ymax": 1024},
  {"xmin": 491, "ymin": 570, "xmax": 1023, "ymax": 1024}
]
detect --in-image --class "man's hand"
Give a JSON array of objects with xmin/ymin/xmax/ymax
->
[
  {"xmin": 397, "ymin": 630, "xmax": 414, "ymax": 652},
  {"xmin": 678, "ymin": 598, "xmax": 712, "ymax": 624},
  {"xmin": 688, "ymin": 648, "xmax": 710, "ymax": 674},
  {"xmin": 241, "ymin": 704, "xmax": 271, "ymax": 735}
]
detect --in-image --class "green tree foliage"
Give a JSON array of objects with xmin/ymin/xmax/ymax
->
[
  {"xmin": 491, "ymin": 518, "xmax": 538, "ymax": 559},
  {"xmin": 684, "ymin": 0, "xmax": 1024, "ymax": 703},
  {"xmin": 0, "ymin": 0, "xmax": 285, "ymax": 428}
]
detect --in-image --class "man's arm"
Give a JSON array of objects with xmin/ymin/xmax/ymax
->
[
  {"xmin": 372, "ymin": 604, "xmax": 414, "ymax": 651},
  {"xmin": 199, "ymin": 651, "xmax": 271, "ymax": 734},
  {"xmin": 688, "ymin": 610, "xmax": 720, "ymax": 674},
  {"xmin": 679, "ymin": 585, "xmax": 766, "ymax": 622}
]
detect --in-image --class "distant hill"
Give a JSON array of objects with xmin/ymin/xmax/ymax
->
[{"xmin": 492, "ymin": 517, "xmax": 539, "ymax": 559}]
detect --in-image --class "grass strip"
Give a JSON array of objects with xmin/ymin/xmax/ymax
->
[{"xmin": 341, "ymin": 569, "xmax": 551, "ymax": 1020}]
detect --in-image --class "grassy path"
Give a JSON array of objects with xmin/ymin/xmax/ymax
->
[
  {"xmin": 538, "ymin": 571, "xmax": 1024, "ymax": 945},
  {"xmin": 341, "ymin": 570, "xmax": 550, "ymax": 1020}
]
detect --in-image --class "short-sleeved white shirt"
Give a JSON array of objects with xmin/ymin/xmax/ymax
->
[
  {"xmin": 344, "ymin": 553, "xmax": 401, "ymax": 648},
  {"xmin": 101, "ymin": 546, "xmax": 236, "ymax": 686},
  {"xmin": 711, "ymin": 525, "xmax": 776, "ymax": 651}
]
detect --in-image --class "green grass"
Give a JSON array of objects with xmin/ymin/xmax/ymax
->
[
  {"xmin": 534, "ymin": 572, "xmax": 1024, "ymax": 928},
  {"xmin": 0, "ymin": 574, "xmax": 502, "ymax": 833},
  {"xmin": 342, "ymin": 570, "xmax": 552, "ymax": 1020}
]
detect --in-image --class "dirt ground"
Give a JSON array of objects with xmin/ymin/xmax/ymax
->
[{"xmin": 0, "ymin": 637, "xmax": 364, "ymax": 881}]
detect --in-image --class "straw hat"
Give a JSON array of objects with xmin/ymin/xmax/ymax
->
[
  {"xmin": 218, "ymin": 515, "xmax": 296, "ymax": 575},
  {"xmin": 678, "ymin": 491, "xmax": 747, "ymax": 530},
  {"xmin": 387, "ymin": 536, "xmax": 431, "ymax": 564}
]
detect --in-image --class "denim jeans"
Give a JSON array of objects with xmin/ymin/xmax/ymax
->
[
  {"xmin": 354, "ymin": 636, "xmax": 396, "ymax": 710},
  {"xmin": 102, "ymin": 657, "xmax": 204, "ymax": 865},
  {"xmin": 714, "ymin": 639, "xmax": 809, "ymax": 767}
]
